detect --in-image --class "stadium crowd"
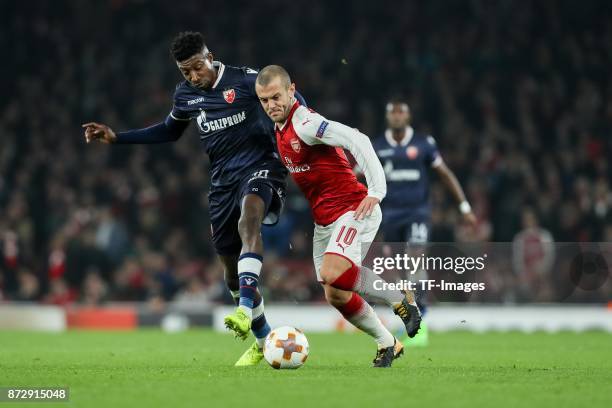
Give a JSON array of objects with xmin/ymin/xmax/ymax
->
[{"xmin": 1, "ymin": 0, "xmax": 610, "ymax": 305}]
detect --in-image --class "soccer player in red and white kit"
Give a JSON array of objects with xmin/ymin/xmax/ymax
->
[{"xmin": 255, "ymin": 65, "xmax": 421, "ymax": 367}]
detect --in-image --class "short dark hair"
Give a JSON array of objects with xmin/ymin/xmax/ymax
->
[
  {"xmin": 170, "ymin": 31, "xmax": 206, "ymax": 62},
  {"xmin": 256, "ymin": 65, "xmax": 291, "ymax": 88}
]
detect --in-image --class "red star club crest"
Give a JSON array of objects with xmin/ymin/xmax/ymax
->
[
  {"xmin": 291, "ymin": 138, "xmax": 301, "ymax": 153},
  {"xmin": 406, "ymin": 146, "xmax": 419, "ymax": 159},
  {"xmin": 223, "ymin": 89, "xmax": 236, "ymax": 103}
]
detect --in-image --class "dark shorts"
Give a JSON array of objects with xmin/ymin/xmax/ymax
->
[
  {"xmin": 209, "ymin": 161, "xmax": 287, "ymax": 256},
  {"xmin": 381, "ymin": 214, "xmax": 430, "ymax": 244},
  {"xmin": 381, "ymin": 213, "xmax": 431, "ymax": 312}
]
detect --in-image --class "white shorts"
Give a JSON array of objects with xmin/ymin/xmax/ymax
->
[{"xmin": 312, "ymin": 205, "xmax": 382, "ymax": 281}]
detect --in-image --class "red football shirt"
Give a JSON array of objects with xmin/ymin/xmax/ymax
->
[{"xmin": 275, "ymin": 102, "xmax": 384, "ymax": 226}]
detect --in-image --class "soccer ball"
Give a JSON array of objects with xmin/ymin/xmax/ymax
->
[{"xmin": 263, "ymin": 326, "xmax": 309, "ymax": 369}]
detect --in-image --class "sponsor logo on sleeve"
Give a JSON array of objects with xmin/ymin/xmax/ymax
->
[{"xmin": 316, "ymin": 121, "xmax": 329, "ymax": 139}]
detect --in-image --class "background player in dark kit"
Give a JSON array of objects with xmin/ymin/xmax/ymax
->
[{"xmin": 373, "ymin": 100, "xmax": 476, "ymax": 346}]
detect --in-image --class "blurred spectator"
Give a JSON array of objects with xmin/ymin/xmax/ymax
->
[
  {"xmin": 112, "ymin": 257, "xmax": 148, "ymax": 301},
  {"xmin": 44, "ymin": 277, "xmax": 77, "ymax": 306},
  {"xmin": 14, "ymin": 269, "xmax": 40, "ymax": 302},
  {"xmin": 173, "ymin": 276, "xmax": 213, "ymax": 311},
  {"xmin": 512, "ymin": 208, "xmax": 555, "ymax": 301},
  {"xmin": 81, "ymin": 269, "xmax": 108, "ymax": 306},
  {"xmin": 94, "ymin": 207, "xmax": 130, "ymax": 265}
]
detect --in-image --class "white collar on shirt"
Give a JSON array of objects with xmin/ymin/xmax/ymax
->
[
  {"xmin": 385, "ymin": 126, "xmax": 414, "ymax": 147},
  {"xmin": 212, "ymin": 61, "xmax": 225, "ymax": 89}
]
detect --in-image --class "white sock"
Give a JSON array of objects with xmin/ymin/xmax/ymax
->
[
  {"xmin": 237, "ymin": 254, "xmax": 263, "ymax": 319},
  {"xmin": 337, "ymin": 293, "xmax": 395, "ymax": 348},
  {"xmin": 348, "ymin": 302, "xmax": 395, "ymax": 348}
]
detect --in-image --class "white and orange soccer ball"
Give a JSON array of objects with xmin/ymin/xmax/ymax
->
[{"xmin": 263, "ymin": 326, "xmax": 309, "ymax": 369}]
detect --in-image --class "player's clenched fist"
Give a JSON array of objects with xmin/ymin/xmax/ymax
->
[{"xmin": 82, "ymin": 122, "xmax": 117, "ymax": 144}]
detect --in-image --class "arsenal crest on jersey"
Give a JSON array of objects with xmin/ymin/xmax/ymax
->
[
  {"xmin": 223, "ymin": 89, "xmax": 236, "ymax": 103},
  {"xmin": 290, "ymin": 138, "xmax": 301, "ymax": 153},
  {"xmin": 406, "ymin": 146, "xmax": 419, "ymax": 159}
]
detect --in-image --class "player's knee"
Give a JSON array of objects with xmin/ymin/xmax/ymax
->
[
  {"xmin": 238, "ymin": 194, "xmax": 266, "ymax": 239},
  {"xmin": 322, "ymin": 284, "xmax": 352, "ymax": 307},
  {"xmin": 319, "ymin": 266, "xmax": 347, "ymax": 285},
  {"xmin": 319, "ymin": 256, "xmax": 352, "ymax": 285},
  {"xmin": 319, "ymin": 268, "xmax": 335, "ymax": 285}
]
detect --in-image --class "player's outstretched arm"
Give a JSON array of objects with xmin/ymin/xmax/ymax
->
[
  {"xmin": 433, "ymin": 162, "xmax": 477, "ymax": 227},
  {"xmin": 82, "ymin": 115, "xmax": 189, "ymax": 145}
]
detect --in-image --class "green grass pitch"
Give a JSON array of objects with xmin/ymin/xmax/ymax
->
[{"xmin": 1, "ymin": 329, "xmax": 610, "ymax": 408}]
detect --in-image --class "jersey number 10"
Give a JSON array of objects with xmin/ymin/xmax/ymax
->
[{"xmin": 336, "ymin": 226, "xmax": 357, "ymax": 246}]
